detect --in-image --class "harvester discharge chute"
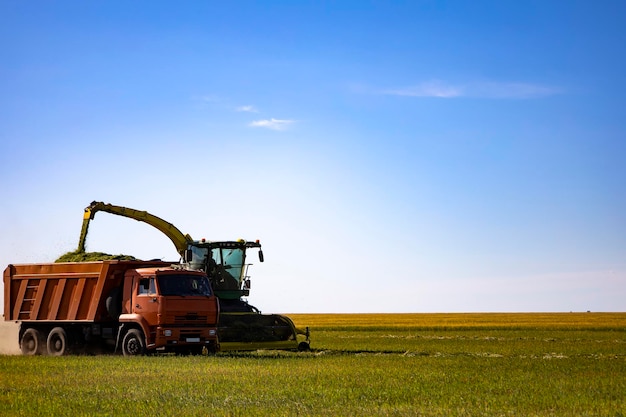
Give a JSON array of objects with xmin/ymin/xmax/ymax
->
[{"xmin": 76, "ymin": 201, "xmax": 310, "ymax": 351}]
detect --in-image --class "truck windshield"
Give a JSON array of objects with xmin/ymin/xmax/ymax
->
[{"xmin": 157, "ymin": 274, "xmax": 212, "ymax": 296}]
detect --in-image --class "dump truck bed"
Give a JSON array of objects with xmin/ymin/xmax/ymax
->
[{"xmin": 4, "ymin": 260, "xmax": 170, "ymax": 322}]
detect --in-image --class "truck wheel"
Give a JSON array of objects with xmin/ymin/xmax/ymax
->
[
  {"xmin": 122, "ymin": 329, "xmax": 145, "ymax": 356},
  {"xmin": 21, "ymin": 328, "xmax": 45, "ymax": 356},
  {"xmin": 105, "ymin": 287, "xmax": 122, "ymax": 319},
  {"xmin": 47, "ymin": 327, "xmax": 68, "ymax": 356}
]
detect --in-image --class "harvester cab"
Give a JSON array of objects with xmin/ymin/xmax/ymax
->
[{"xmin": 184, "ymin": 239, "xmax": 264, "ymax": 305}]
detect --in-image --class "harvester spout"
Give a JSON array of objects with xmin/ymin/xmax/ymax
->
[{"xmin": 76, "ymin": 201, "xmax": 193, "ymax": 255}]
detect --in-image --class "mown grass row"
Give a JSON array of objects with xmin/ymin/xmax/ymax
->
[
  {"xmin": 289, "ymin": 312, "xmax": 626, "ymax": 331},
  {"xmin": 1, "ymin": 313, "xmax": 625, "ymax": 416}
]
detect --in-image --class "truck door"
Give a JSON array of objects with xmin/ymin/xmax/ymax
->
[{"xmin": 134, "ymin": 277, "xmax": 159, "ymax": 331}]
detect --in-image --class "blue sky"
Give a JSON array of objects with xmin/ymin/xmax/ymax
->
[{"xmin": 1, "ymin": 1, "xmax": 624, "ymax": 313}]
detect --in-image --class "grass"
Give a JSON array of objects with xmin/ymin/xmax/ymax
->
[
  {"xmin": 1, "ymin": 313, "xmax": 625, "ymax": 416},
  {"xmin": 288, "ymin": 312, "xmax": 626, "ymax": 330}
]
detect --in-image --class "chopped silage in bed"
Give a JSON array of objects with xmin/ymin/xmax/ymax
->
[{"xmin": 55, "ymin": 250, "xmax": 138, "ymax": 262}]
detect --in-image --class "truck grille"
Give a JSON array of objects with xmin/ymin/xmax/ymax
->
[{"xmin": 165, "ymin": 314, "xmax": 208, "ymax": 324}]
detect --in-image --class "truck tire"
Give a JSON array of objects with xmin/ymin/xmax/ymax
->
[
  {"xmin": 47, "ymin": 327, "xmax": 68, "ymax": 356},
  {"xmin": 122, "ymin": 329, "xmax": 145, "ymax": 356},
  {"xmin": 21, "ymin": 328, "xmax": 45, "ymax": 356},
  {"xmin": 105, "ymin": 287, "xmax": 122, "ymax": 319}
]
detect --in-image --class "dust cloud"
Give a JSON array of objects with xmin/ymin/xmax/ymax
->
[{"xmin": 0, "ymin": 321, "xmax": 20, "ymax": 355}]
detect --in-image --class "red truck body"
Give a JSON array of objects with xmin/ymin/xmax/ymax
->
[{"xmin": 3, "ymin": 260, "xmax": 220, "ymax": 355}]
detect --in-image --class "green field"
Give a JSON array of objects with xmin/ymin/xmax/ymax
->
[{"xmin": 1, "ymin": 313, "xmax": 625, "ymax": 416}]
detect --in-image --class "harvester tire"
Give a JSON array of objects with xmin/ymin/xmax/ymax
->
[
  {"xmin": 298, "ymin": 342, "xmax": 311, "ymax": 352},
  {"xmin": 47, "ymin": 327, "xmax": 68, "ymax": 356},
  {"xmin": 122, "ymin": 329, "xmax": 145, "ymax": 356}
]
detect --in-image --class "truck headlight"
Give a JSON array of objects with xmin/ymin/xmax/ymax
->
[
  {"xmin": 209, "ymin": 329, "xmax": 216, "ymax": 336},
  {"xmin": 164, "ymin": 330, "xmax": 172, "ymax": 337}
]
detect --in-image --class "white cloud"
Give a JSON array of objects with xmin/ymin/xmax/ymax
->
[
  {"xmin": 383, "ymin": 80, "xmax": 463, "ymax": 98},
  {"xmin": 236, "ymin": 105, "xmax": 258, "ymax": 113},
  {"xmin": 249, "ymin": 118, "xmax": 296, "ymax": 131},
  {"xmin": 382, "ymin": 80, "xmax": 561, "ymax": 99}
]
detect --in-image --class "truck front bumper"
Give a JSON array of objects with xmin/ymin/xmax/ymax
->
[{"xmin": 149, "ymin": 326, "xmax": 219, "ymax": 351}]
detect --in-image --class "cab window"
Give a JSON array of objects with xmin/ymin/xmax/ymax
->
[{"xmin": 138, "ymin": 278, "xmax": 156, "ymax": 295}]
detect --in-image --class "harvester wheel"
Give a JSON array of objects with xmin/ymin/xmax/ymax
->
[
  {"xmin": 21, "ymin": 328, "xmax": 45, "ymax": 356},
  {"xmin": 122, "ymin": 329, "xmax": 145, "ymax": 356},
  {"xmin": 298, "ymin": 342, "xmax": 311, "ymax": 352},
  {"xmin": 47, "ymin": 327, "xmax": 68, "ymax": 356}
]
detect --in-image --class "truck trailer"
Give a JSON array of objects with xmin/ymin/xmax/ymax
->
[{"xmin": 3, "ymin": 260, "xmax": 220, "ymax": 356}]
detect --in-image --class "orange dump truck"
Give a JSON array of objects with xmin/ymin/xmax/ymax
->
[{"xmin": 3, "ymin": 260, "xmax": 220, "ymax": 356}]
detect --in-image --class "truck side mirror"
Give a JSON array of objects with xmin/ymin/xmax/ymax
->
[{"xmin": 258, "ymin": 250, "xmax": 264, "ymax": 263}]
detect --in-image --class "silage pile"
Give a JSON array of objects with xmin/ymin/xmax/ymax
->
[{"xmin": 55, "ymin": 250, "xmax": 138, "ymax": 263}]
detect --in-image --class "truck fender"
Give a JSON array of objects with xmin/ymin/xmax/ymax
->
[{"xmin": 116, "ymin": 314, "xmax": 151, "ymax": 352}]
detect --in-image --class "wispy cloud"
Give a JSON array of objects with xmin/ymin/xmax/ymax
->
[
  {"xmin": 468, "ymin": 82, "xmax": 561, "ymax": 99},
  {"xmin": 382, "ymin": 80, "xmax": 561, "ymax": 99},
  {"xmin": 193, "ymin": 96, "xmax": 261, "ymax": 112},
  {"xmin": 236, "ymin": 105, "xmax": 258, "ymax": 113},
  {"xmin": 194, "ymin": 95, "xmax": 296, "ymax": 130},
  {"xmin": 197, "ymin": 94, "xmax": 221, "ymax": 103},
  {"xmin": 249, "ymin": 118, "xmax": 296, "ymax": 130},
  {"xmin": 383, "ymin": 80, "xmax": 463, "ymax": 98}
]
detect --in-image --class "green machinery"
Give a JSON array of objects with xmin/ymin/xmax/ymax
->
[{"xmin": 78, "ymin": 201, "xmax": 310, "ymax": 351}]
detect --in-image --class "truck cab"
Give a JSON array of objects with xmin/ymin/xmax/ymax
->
[{"xmin": 120, "ymin": 267, "xmax": 220, "ymax": 354}]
